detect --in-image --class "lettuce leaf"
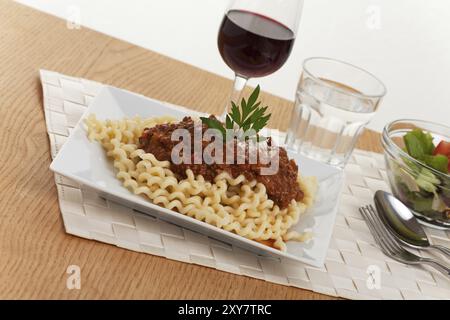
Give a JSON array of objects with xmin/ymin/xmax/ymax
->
[
  {"xmin": 403, "ymin": 129, "xmax": 447, "ymax": 173},
  {"xmin": 403, "ymin": 128, "xmax": 435, "ymax": 160},
  {"xmin": 423, "ymin": 154, "xmax": 449, "ymax": 173}
]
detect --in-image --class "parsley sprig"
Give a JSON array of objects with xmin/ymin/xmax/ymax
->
[{"xmin": 200, "ymin": 85, "xmax": 271, "ymax": 141}]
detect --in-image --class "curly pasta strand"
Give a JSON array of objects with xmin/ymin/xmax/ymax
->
[{"xmin": 85, "ymin": 114, "xmax": 318, "ymax": 251}]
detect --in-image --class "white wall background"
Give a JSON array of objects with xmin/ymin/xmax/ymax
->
[{"xmin": 16, "ymin": 0, "xmax": 450, "ymax": 131}]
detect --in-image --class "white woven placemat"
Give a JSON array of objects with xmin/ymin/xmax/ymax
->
[{"xmin": 40, "ymin": 69, "xmax": 450, "ymax": 300}]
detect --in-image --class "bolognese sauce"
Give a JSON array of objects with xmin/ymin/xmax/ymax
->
[{"xmin": 138, "ymin": 116, "xmax": 303, "ymax": 209}]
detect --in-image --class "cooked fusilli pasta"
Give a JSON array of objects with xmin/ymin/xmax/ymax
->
[{"xmin": 85, "ymin": 114, "xmax": 317, "ymax": 251}]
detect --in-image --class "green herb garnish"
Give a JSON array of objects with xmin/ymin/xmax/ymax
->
[{"xmin": 200, "ymin": 85, "xmax": 271, "ymax": 141}]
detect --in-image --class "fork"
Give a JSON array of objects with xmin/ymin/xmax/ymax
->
[{"xmin": 359, "ymin": 205, "xmax": 450, "ymax": 278}]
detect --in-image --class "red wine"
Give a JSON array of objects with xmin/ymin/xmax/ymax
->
[{"xmin": 218, "ymin": 10, "xmax": 295, "ymax": 78}]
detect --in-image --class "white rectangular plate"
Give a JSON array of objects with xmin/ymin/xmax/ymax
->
[{"xmin": 50, "ymin": 86, "xmax": 344, "ymax": 267}]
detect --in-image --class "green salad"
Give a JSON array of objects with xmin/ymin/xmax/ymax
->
[{"xmin": 392, "ymin": 129, "xmax": 450, "ymax": 220}]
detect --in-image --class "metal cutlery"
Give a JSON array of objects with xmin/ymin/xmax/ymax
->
[
  {"xmin": 359, "ymin": 205, "xmax": 450, "ymax": 277},
  {"xmin": 374, "ymin": 190, "xmax": 450, "ymax": 257}
]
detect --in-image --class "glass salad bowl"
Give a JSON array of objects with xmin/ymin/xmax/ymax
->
[{"xmin": 382, "ymin": 119, "xmax": 450, "ymax": 229}]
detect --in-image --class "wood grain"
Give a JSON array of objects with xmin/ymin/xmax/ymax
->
[{"xmin": 0, "ymin": 1, "xmax": 382, "ymax": 299}]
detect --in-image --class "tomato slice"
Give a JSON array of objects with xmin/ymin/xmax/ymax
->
[{"xmin": 433, "ymin": 141, "xmax": 450, "ymax": 157}]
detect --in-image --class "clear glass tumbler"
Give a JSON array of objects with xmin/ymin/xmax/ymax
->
[{"xmin": 285, "ymin": 57, "xmax": 386, "ymax": 168}]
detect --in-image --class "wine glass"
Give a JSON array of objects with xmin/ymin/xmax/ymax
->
[{"xmin": 217, "ymin": 0, "xmax": 304, "ymax": 117}]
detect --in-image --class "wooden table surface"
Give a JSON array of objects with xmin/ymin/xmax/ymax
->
[{"xmin": 0, "ymin": 1, "xmax": 382, "ymax": 299}]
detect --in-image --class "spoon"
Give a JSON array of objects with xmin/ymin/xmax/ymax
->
[{"xmin": 374, "ymin": 190, "xmax": 450, "ymax": 258}]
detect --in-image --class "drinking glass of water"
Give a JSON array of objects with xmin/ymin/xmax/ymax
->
[{"xmin": 285, "ymin": 57, "xmax": 386, "ymax": 168}]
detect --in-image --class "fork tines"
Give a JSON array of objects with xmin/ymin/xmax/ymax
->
[
  {"xmin": 359, "ymin": 205, "xmax": 405, "ymax": 258},
  {"xmin": 360, "ymin": 204, "xmax": 450, "ymax": 277}
]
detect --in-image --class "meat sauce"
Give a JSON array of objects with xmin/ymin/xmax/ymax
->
[{"xmin": 138, "ymin": 117, "xmax": 303, "ymax": 209}]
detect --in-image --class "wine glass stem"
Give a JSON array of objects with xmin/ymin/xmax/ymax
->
[{"xmin": 221, "ymin": 74, "xmax": 248, "ymax": 119}]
